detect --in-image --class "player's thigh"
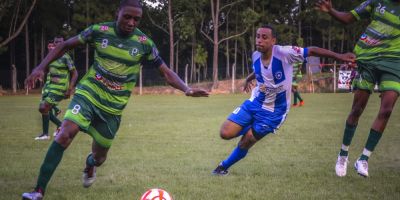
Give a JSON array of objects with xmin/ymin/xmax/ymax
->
[
  {"xmin": 220, "ymin": 120, "xmax": 244, "ymax": 138},
  {"xmin": 54, "ymin": 119, "xmax": 80, "ymax": 148},
  {"xmin": 224, "ymin": 102, "xmax": 253, "ymax": 137},
  {"xmin": 64, "ymin": 94, "xmax": 94, "ymax": 132},
  {"xmin": 87, "ymin": 110, "xmax": 122, "ymax": 149},
  {"xmin": 353, "ymin": 62, "xmax": 377, "ymax": 93}
]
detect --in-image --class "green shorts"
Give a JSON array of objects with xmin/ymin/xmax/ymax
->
[
  {"xmin": 353, "ymin": 59, "xmax": 400, "ymax": 94},
  {"xmin": 64, "ymin": 94, "xmax": 121, "ymax": 148},
  {"xmin": 41, "ymin": 91, "xmax": 65, "ymax": 106}
]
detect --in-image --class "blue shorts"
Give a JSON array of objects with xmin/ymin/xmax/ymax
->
[{"xmin": 228, "ymin": 100, "xmax": 287, "ymax": 139}]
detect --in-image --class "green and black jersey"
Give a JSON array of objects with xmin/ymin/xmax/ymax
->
[
  {"xmin": 76, "ymin": 22, "xmax": 163, "ymax": 115},
  {"xmin": 43, "ymin": 53, "xmax": 75, "ymax": 96},
  {"xmin": 351, "ymin": 0, "xmax": 400, "ymax": 61}
]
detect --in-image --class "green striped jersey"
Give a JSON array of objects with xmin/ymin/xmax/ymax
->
[
  {"xmin": 43, "ymin": 53, "xmax": 75, "ymax": 96},
  {"xmin": 350, "ymin": 0, "xmax": 400, "ymax": 61},
  {"xmin": 76, "ymin": 22, "xmax": 163, "ymax": 115}
]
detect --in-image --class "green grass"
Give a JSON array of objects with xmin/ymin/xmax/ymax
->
[{"xmin": 0, "ymin": 93, "xmax": 399, "ymax": 200}]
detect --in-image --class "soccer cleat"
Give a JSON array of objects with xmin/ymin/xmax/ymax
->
[
  {"xmin": 22, "ymin": 191, "xmax": 43, "ymax": 200},
  {"xmin": 299, "ymin": 100, "xmax": 304, "ymax": 106},
  {"xmin": 82, "ymin": 165, "xmax": 96, "ymax": 188},
  {"xmin": 212, "ymin": 163, "xmax": 229, "ymax": 176},
  {"xmin": 354, "ymin": 159, "xmax": 369, "ymax": 177},
  {"xmin": 34, "ymin": 134, "xmax": 50, "ymax": 141},
  {"xmin": 335, "ymin": 155, "xmax": 349, "ymax": 177},
  {"xmin": 53, "ymin": 127, "xmax": 61, "ymax": 137}
]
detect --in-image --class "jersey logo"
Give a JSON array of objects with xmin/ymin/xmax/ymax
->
[
  {"xmin": 130, "ymin": 48, "xmax": 139, "ymax": 56},
  {"xmin": 292, "ymin": 46, "xmax": 301, "ymax": 54},
  {"xmin": 139, "ymin": 36, "xmax": 147, "ymax": 43},
  {"xmin": 100, "ymin": 25, "xmax": 109, "ymax": 32},
  {"xmin": 275, "ymin": 71, "xmax": 283, "ymax": 80}
]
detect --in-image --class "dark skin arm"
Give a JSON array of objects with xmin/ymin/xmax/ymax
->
[
  {"xmin": 315, "ymin": 0, "xmax": 356, "ymax": 24},
  {"xmin": 243, "ymin": 72, "xmax": 255, "ymax": 93},
  {"xmin": 25, "ymin": 36, "xmax": 82, "ymax": 89},
  {"xmin": 65, "ymin": 68, "xmax": 78, "ymax": 98},
  {"xmin": 158, "ymin": 63, "xmax": 209, "ymax": 97},
  {"xmin": 308, "ymin": 47, "xmax": 356, "ymax": 63}
]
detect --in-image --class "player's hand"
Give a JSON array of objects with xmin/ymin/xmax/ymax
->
[
  {"xmin": 185, "ymin": 88, "xmax": 209, "ymax": 97},
  {"xmin": 337, "ymin": 52, "xmax": 356, "ymax": 63},
  {"xmin": 64, "ymin": 87, "xmax": 75, "ymax": 99},
  {"xmin": 315, "ymin": 0, "xmax": 332, "ymax": 13},
  {"xmin": 243, "ymin": 79, "xmax": 254, "ymax": 93},
  {"xmin": 24, "ymin": 67, "xmax": 45, "ymax": 90}
]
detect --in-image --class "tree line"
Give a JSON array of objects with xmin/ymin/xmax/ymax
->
[{"xmin": 0, "ymin": 0, "xmax": 366, "ymax": 89}]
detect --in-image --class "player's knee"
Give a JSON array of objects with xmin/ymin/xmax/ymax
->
[
  {"xmin": 219, "ymin": 129, "xmax": 232, "ymax": 140},
  {"xmin": 378, "ymin": 107, "xmax": 393, "ymax": 119},
  {"xmin": 39, "ymin": 103, "xmax": 50, "ymax": 114},
  {"xmin": 350, "ymin": 106, "xmax": 364, "ymax": 117},
  {"xmin": 93, "ymin": 155, "xmax": 107, "ymax": 166}
]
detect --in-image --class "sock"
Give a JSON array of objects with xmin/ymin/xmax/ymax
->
[
  {"xmin": 35, "ymin": 141, "xmax": 66, "ymax": 193},
  {"xmin": 53, "ymin": 106, "xmax": 60, "ymax": 114},
  {"xmin": 86, "ymin": 153, "xmax": 97, "ymax": 167},
  {"xmin": 42, "ymin": 114, "xmax": 50, "ymax": 135},
  {"xmin": 237, "ymin": 125, "xmax": 251, "ymax": 137},
  {"xmin": 359, "ymin": 129, "xmax": 383, "ymax": 161},
  {"xmin": 293, "ymin": 92, "xmax": 298, "ymax": 104},
  {"xmin": 339, "ymin": 122, "xmax": 357, "ymax": 156},
  {"xmin": 297, "ymin": 92, "xmax": 303, "ymax": 101},
  {"xmin": 49, "ymin": 110, "xmax": 62, "ymax": 127},
  {"xmin": 221, "ymin": 146, "xmax": 248, "ymax": 170}
]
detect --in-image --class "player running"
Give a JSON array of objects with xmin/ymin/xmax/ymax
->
[
  {"xmin": 35, "ymin": 37, "xmax": 78, "ymax": 140},
  {"xmin": 316, "ymin": 0, "xmax": 400, "ymax": 177},
  {"xmin": 291, "ymin": 62, "xmax": 304, "ymax": 107},
  {"xmin": 22, "ymin": 0, "xmax": 209, "ymax": 199},
  {"xmin": 212, "ymin": 25, "xmax": 355, "ymax": 176}
]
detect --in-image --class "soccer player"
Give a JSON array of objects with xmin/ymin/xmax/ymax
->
[
  {"xmin": 212, "ymin": 25, "xmax": 355, "ymax": 176},
  {"xmin": 22, "ymin": 0, "xmax": 209, "ymax": 199},
  {"xmin": 291, "ymin": 62, "xmax": 304, "ymax": 107},
  {"xmin": 316, "ymin": 0, "xmax": 400, "ymax": 177},
  {"xmin": 35, "ymin": 37, "xmax": 78, "ymax": 140}
]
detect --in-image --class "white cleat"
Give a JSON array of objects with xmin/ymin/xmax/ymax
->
[
  {"xmin": 82, "ymin": 166, "xmax": 96, "ymax": 188},
  {"xmin": 34, "ymin": 134, "xmax": 50, "ymax": 141},
  {"xmin": 354, "ymin": 159, "xmax": 369, "ymax": 177},
  {"xmin": 22, "ymin": 191, "xmax": 43, "ymax": 200},
  {"xmin": 335, "ymin": 155, "xmax": 349, "ymax": 177}
]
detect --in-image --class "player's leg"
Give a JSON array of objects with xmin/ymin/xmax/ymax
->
[
  {"xmin": 292, "ymin": 86, "xmax": 299, "ymax": 106},
  {"xmin": 36, "ymin": 100, "xmax": 52, "ymax": 140},
  {"xmin": 49, "ymin": 107, "xmax": 62, "ymax": 136},
  {"xmin": 83, "ymin": 141, "xmax": 110, "ymax": 188},
  {"xmin": 355, "ymin": 71, "xmax": 400, "ymax": 177},
  {"xmin": 22, "ymin": 120, "xmax": 80, "ymax": 199},
  {"xmin": 220, "ymin": 102, "xmax": 253, "ymax": 140}
]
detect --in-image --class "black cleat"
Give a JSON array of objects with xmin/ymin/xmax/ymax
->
[{"xmin": 212, "ymin": 163, "xmax": 229, "ymax": 176}]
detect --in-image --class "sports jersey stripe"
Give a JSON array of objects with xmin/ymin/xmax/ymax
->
[
  {"xmin": 93, "ymin": 60, "xmax": 139, "ymax": 82},
  {"xmin": 356, "ymin": 41, "xmax": 390, "ymax": 49},
  {"xmin": 75, "ymin": 89, "xmax": 125, "ymax": 115},
  {"xmin": 95, "ymin": 47, "xmax": 138, "ymax": 66},
  {"xmin": 86, "ymin": 77, "xmax": 133, "ymax": 96},
  {"xmin": 374, "ymin": 15, "xmax": 400, "ymax": 30},
  {"xmin": 78, "ymin": 77, "xmax": 131, "ymax": 103},
  {"xmin": 357, "ymin": 51, "xmax": 400, "ymax": 60},
  {"xmin": 271, "ymin": 57, "xmax": 285, "ymax": 84},
  {"xmin": 77, "ymin": 84, "xmax": 128, "ymax": 109},
  {"xmin": 365, "ymin": 27, "xmax": 400, "ymax": 40},
  {"xmin": 254, "ymin": 58, "xmax": 264, "ymax": 83}
]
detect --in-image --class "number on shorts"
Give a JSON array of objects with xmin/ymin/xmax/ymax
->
[
  {"xmin": 71, "ymin": 104, "xmax": 81, "ymax": 115},
  {"xmin": 101, "ymin": 39, "xmax": 108, "ymax": 48}
]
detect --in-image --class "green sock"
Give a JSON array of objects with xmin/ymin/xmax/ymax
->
[
  {"xmin": 86, "ymin": 153, "xmax": 97, "ymax": 167},
  {"xmin": 35, "ymin": 141, "xmax": 66, "ymax": 193},
  {"xmin": 53, "ymin": 106, "xmax": 60, "ymax": 114},
  {"xmin": 339, "ymin": 122, "xmax": 357, "ymax": 156},
  {"xmin": 42, "ymin": 114, "xmax": 50, "ymax": 135},
  {"xmin": 49, "ymin": 110, "xmax": 62, "ymax": 127},
  {"xmin": 359, "ymin": 129, "xmax": 383, "ymax": 161},
  {"xmin": 293, "ymin": 92, "xmax": 298, "ymax": 104},
  {"xmin": 296, "ymin": 91, "xmax": 303, "ymax": 101}
]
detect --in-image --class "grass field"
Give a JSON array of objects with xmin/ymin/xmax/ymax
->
[{"xmin": 1, "ymin": 93, "xmax": 400, "ymax": 200}]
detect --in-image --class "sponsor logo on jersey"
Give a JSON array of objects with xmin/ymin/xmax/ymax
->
[
  {"xmin": 292, "ymin": 46, "xmax": 301, "ymax": 54},
  {"xmin": 258, "ymin": 84, "xmax": 284, "ymax": 94},
  {"xmin": 359, "ymin": 33, "xmax": 382, "ymax": 46},
  {"xmin": 139, "ymin": 36, "xmax": 147, "ymax": 43},
  {"xmin": 95, "ymin": 73, "xmax": 123, "ymax": 90},
  {"xmin": 275, "ymin": 71, "xmax": 283, "ymax": 80}
]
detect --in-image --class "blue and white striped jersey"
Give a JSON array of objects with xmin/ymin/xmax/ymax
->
[{"xmin": 250, "ymin": 45, "xmax": 308, "ymax": 114}]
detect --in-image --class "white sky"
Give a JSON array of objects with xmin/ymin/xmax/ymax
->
[{"xmin": 143, "ymin": 0, "xmax": 164, "ymax": 8}]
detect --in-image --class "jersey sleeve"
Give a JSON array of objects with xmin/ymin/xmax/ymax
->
[
  {"xmin": 142, "ymin": 39, "xmax": 164, "ymax": 68},
  {"xmin": 64, "ymin": 54, "xmax": 76, "ymax": 71},
  {"xmin": 278, "ymin": 46, "xmax": 308, "ymax": 65},
  {"xmin": 78, "ymin": 25, "xmax": 96, "ymax": 44},
  {"xmin": 350, "ymin": 0, "xmax": 374, "ymax": 21}
]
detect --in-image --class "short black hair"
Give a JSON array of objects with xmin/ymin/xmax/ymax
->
[
  {"xmin": 119, "ymin": 0, "xmax": 143, "ymax": 9},
  {"xmin": 260, "ymin": 24, "xmax": 277, "ymax": 38}
]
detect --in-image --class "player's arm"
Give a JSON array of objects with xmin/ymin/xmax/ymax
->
[
  {"xmin": 308, "ymin": 47, "xmax": 356, "ymax": 63},
  {"xmin": 315, "ymin": 0, "xmax": 356, "ymax": 24},
  {"xmin": 243, "ymin": 72, "xmax": 255, "ymax": 93},
  {"xmin": 25, "ymin": 36, "xmax": 83, "ymax": 89},
  {"xmin": 158, "ymin": 63, "xmax": 209, "ymax": 97}
]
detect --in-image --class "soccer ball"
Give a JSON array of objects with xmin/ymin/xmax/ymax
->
[{"xmin": 140, "ymin": 188, "xmax": 173, "ymax": 200}]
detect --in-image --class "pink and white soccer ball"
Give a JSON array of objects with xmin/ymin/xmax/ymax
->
[{"xmin": 140, "ymin": 188, "xmax": 173, "ymax": 200}]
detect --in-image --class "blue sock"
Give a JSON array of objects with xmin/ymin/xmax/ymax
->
[
  {"xmin": 237, "ymin": 125, "xmax": 251, "ymax": 137},
  {"xmin": 221, "ymin": 146, "xmax": 248, "ymax": 169}
]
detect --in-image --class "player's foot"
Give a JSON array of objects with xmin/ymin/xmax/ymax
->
[
  {"xmin": 354, "ymin": 159, "xmax": 369, "ymax": 177},
  {"xmin": 299, "ymin": 100, "xmax": 304, "ymax": 106},
  {"xmin": 34, "ymin": 134, "xmax": 50, "ymax": 140},
  {"xmin": 22, "ymin": 190, "xmax": 43, "ymax": 200},
  {"xmin": 53, "ymin": 127, "xmax": 61, "ymax": 137},
  {"xmin": 292, "ymin": 104, "xmax": 298, "ymax": 107},
  {"xmin": 335, "ymin": 155, "xmax": 348, "ymax": 177},
  {"xmin": 82, "ymin": 165, "xmax": 96, "ymax": 188},
  {"xmin": 212, "ymin": 163, "xmax": 229, "ymax": 176}
]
